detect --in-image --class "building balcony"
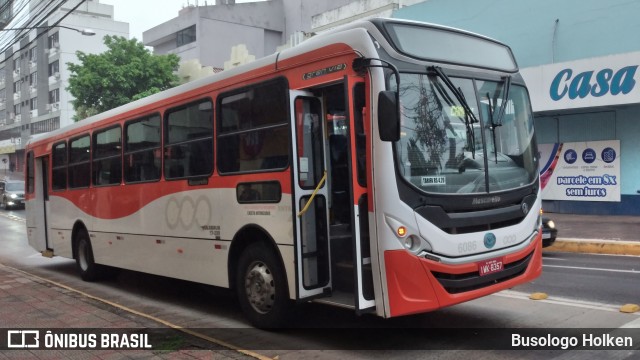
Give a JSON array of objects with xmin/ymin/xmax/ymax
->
[
  {"xmin": 45, "ymin": 44, "xmax": 60, "ymax": 58},
  {"xmin": 48, "ymin": 72, "xmax": 61, "ymax": 85},
  {"xmin": 46, "ymin": 102, "xmax": 60, "ymax": 112},
  {"xmin": 13, "ymin": 92, "xmax": 20, "ymax": 101}
]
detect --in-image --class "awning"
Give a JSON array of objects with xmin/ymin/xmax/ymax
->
[{"xmin": 0, "ymin": 144, "xmax": 16, "ymax": 155}]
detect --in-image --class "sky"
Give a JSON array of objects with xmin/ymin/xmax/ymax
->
[{"xmin": 99, "ymin": 0, "xmax": 261, "ymax": 41}]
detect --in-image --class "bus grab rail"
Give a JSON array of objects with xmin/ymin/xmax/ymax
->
[{"xmin": 297, "ymin": 170, "xmax": 327, "ymax": 217}]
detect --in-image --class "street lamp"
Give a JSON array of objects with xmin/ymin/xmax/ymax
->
[{"xmin": 1, "ymin": 25, "xmax": 96, "ymax": 36}]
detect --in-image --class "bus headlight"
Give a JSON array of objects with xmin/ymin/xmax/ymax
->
[
  {"xmin": 403, "ymin": 235, "xmax": 417, "ymax": 250},
  {"xmin": 10, "ymin": 194, "xmax": 18, "ymax": 199},
  {"xmin": 385, "ymin": 215, "xmax": 433, "ymax": 254}
]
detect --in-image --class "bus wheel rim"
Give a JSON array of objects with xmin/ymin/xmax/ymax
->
[{"xmin": 244, "ymin": 260, "xmax": 275, "ymax": 314}]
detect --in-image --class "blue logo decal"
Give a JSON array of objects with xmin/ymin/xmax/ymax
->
[
  {"xmin": 602, "ymin": 147, "xmax": 616, "ymax": 163},
  {"xmin": 582, "ymin": 148, "xmax": 596, "ymax": 164},
  {"xmin": 484, "ymin": 233, "xmax": 496, "ymax": 249},
  {"xmin": 564, "ymin": 149, "xmax": 577, "ymax": 164}
]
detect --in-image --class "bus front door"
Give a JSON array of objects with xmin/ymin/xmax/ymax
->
[
  {"xmin": 322, "ymin": 80, "xmax": 375, "ymax": 313},
  {"xmin": 291, "ymin": 92, "xmax": 332, "ymax": 300}
]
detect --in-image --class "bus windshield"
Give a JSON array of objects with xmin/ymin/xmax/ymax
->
[{"xmin": 393, "ymin": 73, "xmax": 538, "ymax": 194}]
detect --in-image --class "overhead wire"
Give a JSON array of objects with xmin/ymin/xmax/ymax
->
[
  {"xmin": 0, "ymin": 0, "xmax": 86, "ymax": 66},
  {"xmin": 0, "ymin": 1, "xmax": 53, "ymax": 36},
  {"xmin": 0, "ymin": 0, "xmax": 68, "ymax": 54},
  {"xmin": 0, "ymin": 0, "xmax": 48, "ymax": 51}
]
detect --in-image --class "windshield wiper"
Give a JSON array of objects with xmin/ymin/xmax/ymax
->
[
  {"xmin": 428, "ymin": 66, "xmax": 479, "ymax": 158},
  {"xmin": 487, "ymin": 75, "xmax": 512, "ymax": 164},
  {"xmin": 429, "ymin": 66, "xmax": 479, "ymax": 123},
  {"xmin": 486, "ymin": 92, "xmax": 499, "ymax": 163},
  {"xmin": 494, "ymin": 75, "xmax": 511, "ymax": 127}
]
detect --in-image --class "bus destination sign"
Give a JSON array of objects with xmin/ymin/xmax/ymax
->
[{"xmin": 303, "ymin": 63, "xmax": 347, "ymax": 80}]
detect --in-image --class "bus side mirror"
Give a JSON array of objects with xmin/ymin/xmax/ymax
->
[{"xmin": 378, "ymin": 91, "xmax": 400, "ymax": 142}]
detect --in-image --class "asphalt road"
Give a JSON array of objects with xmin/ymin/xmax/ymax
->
[{"xmin": 515, "ymin": 251, "xmax": 640, "ymax": 307}]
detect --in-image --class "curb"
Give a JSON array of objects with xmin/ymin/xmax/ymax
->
[{"xmin": 544, "ymin": 238, "xmax": 640, "ymax": 256}]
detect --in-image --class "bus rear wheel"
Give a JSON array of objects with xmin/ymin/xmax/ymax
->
[
  {"xmin": 236, "ymin": 243, "xmax": 289, "ymax": 328},
  {"xmin": 75, "ymin": 230, "xmax": 101, "ymax": 281}
]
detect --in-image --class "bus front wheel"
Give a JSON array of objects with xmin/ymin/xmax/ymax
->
[
  {"xmin": 236, "ymin": 243, "xmax": 289, "ymax": 328},
  {"xmin": 75, "ymin": 230, "xmax": 101, "ymax": 281}
]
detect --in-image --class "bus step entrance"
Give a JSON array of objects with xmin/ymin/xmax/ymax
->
[{"xmin": 330, "ymin": 224, "xmax": 355, "ymax": 294}]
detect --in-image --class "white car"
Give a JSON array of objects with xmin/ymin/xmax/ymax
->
[
  {"xmin": 542, "ymin": 216, "xmax": 557, "ymax": 247},
  {"xmin": 0, "ymin": 179, "xmax": 25, "ymax": 210}
]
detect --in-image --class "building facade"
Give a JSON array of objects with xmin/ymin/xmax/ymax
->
[
  {"xmin": 0, "ymin": 0, "xmax": 128, "ymax": 173},
  {"xmin": 393, "ymin": 0, "xmax": 640, "ymax": 215},
  {"xmin": 143, "ymin": 0, "xmax": 286, "ymax": 70},
  {"xmin": 0, "ymin": 0, "xmax": 13, "ymax": 30},
  {"xmin": 143, "ymin": 0, "xmax": 426, "ymax": 69}
]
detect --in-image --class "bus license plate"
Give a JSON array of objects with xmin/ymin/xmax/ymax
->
[{"xmin": 478, "ymin": 257, "xmax": 504, "ymax": 276}]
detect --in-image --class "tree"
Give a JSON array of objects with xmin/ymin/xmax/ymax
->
[
  {"xmin": 400, "ymin": 75, "xmax": 447, "ymax": 172},
  {"xmin": 67, "ymin": 35, "xmax": 180, "ymax": 121}
]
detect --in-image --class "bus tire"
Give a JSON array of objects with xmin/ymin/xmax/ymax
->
[
  {"xmin": 236, "ymin": 242, "xmax": 289, "ymax": 328},
  {"xmin": 75, "ymin": 230, "xmax": 101, "ymax": 282}
]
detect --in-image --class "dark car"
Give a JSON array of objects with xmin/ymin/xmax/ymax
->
[
  {"xmin": 541, "ymin": 215, "xmax": 558, "ymax": 248},
  {"xmin": 0, "ymin": 179, "xmax": 26, "ymax": 210}
]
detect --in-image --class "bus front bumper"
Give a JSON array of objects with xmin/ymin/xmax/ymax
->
[{"xmin": 384, "ymin": 232, "xmax": 542, "ymax": 317}]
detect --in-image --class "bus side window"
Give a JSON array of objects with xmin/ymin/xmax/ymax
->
[
  {"xmin": 68, "ymin": 135, "xmax": 91, "ymax": 189},
  {"xmin": 125, "ymin": 114, "xmax": 161, "ymax": 183},
  {"xmin": 167, "ymin": 146, "xmax": 185, "ymax": 178},
  {"xmin": 92, "ymin": 126, "xmax": 122, "ymax": 186},
  {"xmin": 218, "ymin": 78, "xmax": 289, "ymax": 174},
  {"xmin": 52, "ymin": 142, "xmax": 67, "ymax": 190},
  {"xmin": 236, "ymin": 181, "xmax": 282, "ymax": 204},
  {"xmin": 165, "ymin": 99, "xmax": 213, "ymax": 179}
]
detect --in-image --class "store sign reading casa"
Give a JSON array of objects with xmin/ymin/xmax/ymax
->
[
  {"xmin": 520, "ymin": 52, "xmax": 640, "ymax": 111},
  {"xmin": 550, "ymin": 65, "xmax": 637, "ymax": 101}
]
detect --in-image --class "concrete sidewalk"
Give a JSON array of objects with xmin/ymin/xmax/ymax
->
[{"xmin": 0, "ymin": 263, "xmax": 245, "ymax": 358}]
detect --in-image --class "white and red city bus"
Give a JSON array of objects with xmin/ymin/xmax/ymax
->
[{"xmin": 25, "ymin": 18, "xmax": 542, "ymax": 327}]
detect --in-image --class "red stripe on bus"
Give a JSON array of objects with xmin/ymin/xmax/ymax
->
[{"xmin": 46, "ymin": 172, "xmax": 291, "ymax": 220}]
